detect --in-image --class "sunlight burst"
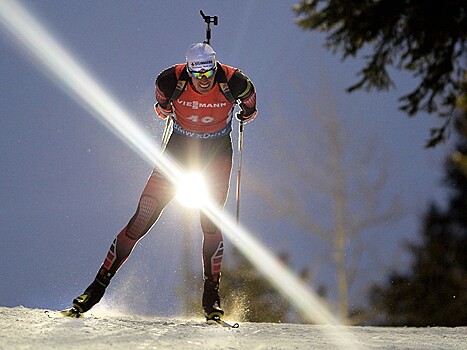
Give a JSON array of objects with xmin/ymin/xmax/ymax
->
[{"xmin": 176, "ymin": 172, "xmax": 209, "ymax": 208}]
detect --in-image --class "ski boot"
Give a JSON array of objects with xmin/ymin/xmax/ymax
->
[
  {"xmin": 202, "ymin": 275, "xmax": 224, "ymax": 321},
  {"xmin": 72, "ymin": 272, "xmax": 112, "ymax": 314}
]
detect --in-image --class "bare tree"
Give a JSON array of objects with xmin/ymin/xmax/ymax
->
[{"xmin": 246, "ymin": 78, "xmax": 405, "ymax": 323}]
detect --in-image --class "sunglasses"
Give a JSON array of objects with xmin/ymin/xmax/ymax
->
[{"xmin": 190, "ymin": 68, "xmax": 216, "ymax": 80}]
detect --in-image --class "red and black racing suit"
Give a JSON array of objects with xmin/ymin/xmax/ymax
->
[{"xmin": 95, "ymin": 62, "xmax": 257, "ymax": 284}]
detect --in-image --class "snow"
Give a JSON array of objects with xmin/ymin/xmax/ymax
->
[{"xmin": 1, "ymin": 306, "xmax": 466, "ymax": 349}]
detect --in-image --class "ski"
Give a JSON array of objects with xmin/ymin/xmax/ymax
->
[
  {"xmin": 44, "ymin": 307, "xmax": 84, "ymax": 319},
  {"xmin": 59, "ymin": 307, "xmax": 83, "ymax": 318},
  {"xmin": 47, "ymin": 307, "xmax": 84, "ymax": 318},
  {"xmin": 206, "ymin": 314, "xmax": 239, "ymax": 328}
]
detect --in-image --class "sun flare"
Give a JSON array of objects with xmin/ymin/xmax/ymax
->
[{"xmin": 176, "ymin": 172, "xmax": 209, "ymax": 208}]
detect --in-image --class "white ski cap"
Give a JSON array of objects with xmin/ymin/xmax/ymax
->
[{"xmin": 185, "ymin": 43, "xmax": 216, "ymax": 72}]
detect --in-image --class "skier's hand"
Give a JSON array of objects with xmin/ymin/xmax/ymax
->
[
  {"xmin": 154, "ymin": 103, "xmax": 173, "ymax": 119},
  {"xmin": 235, "ymin": 108, "xmax": 257, "ymax": 124}
]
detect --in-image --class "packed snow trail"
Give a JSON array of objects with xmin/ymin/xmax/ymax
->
[{"xmin": 1, "ymin": 306, "xmax": 466, "ymax": 349}]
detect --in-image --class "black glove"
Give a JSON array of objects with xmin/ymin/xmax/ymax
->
[
  {"xmin": 235, "ymin": 108, "xmax": 257, "ymax": 123},
  {"xmin": 154, "ymin": 103, "xmax": 173, "ymax": 119}
]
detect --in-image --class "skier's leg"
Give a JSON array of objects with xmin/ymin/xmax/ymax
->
[
  {"xmin": 73, "ymin": 169, "xmax": 175, "ymax": 313},
  {"xmin": 200, "ymin": 156, "xmax": 232, "ymax": 317}
]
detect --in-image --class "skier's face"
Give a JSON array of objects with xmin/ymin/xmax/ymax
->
[{"xmin": 189, "ymin": 68, "xmax": 216, "ymax": 94}]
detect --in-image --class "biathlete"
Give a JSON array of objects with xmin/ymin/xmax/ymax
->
[{"xmin": 69, "ymin": 42, "xmax": 257, "ymax": 320}]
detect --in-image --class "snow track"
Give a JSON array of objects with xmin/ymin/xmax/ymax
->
[{"xmin": 0, "ymin": 306, "xmax": 466, "ymax": 349}]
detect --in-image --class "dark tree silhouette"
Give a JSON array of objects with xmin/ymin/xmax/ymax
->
[
  {"xmin": 370, "ymin": 116, "xmax": 467, "ymax": 326},
  {"xmin": 294, "ymin": 0, "xmax": 467, "ymax": 146}
]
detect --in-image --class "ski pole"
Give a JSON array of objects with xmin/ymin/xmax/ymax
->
[
  {"xmin": 161, "ymin": 117, "xmax": 172, "ymax": 149},
  {"xmin": 236, "ymin": 121, "xmax": 244, "ymax": 224},
  {"xmin": 200, "ymin": 10, "xmax": 218, "ymax": 45}
]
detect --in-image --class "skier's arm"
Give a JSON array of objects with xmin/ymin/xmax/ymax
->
[
  {"xmin": 154, "ymin": 66, "xmax": 178, "ymax": 119},
  {"xmin": 229, "ymin": 70, "xmax": 258, "ymax": 123}
]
